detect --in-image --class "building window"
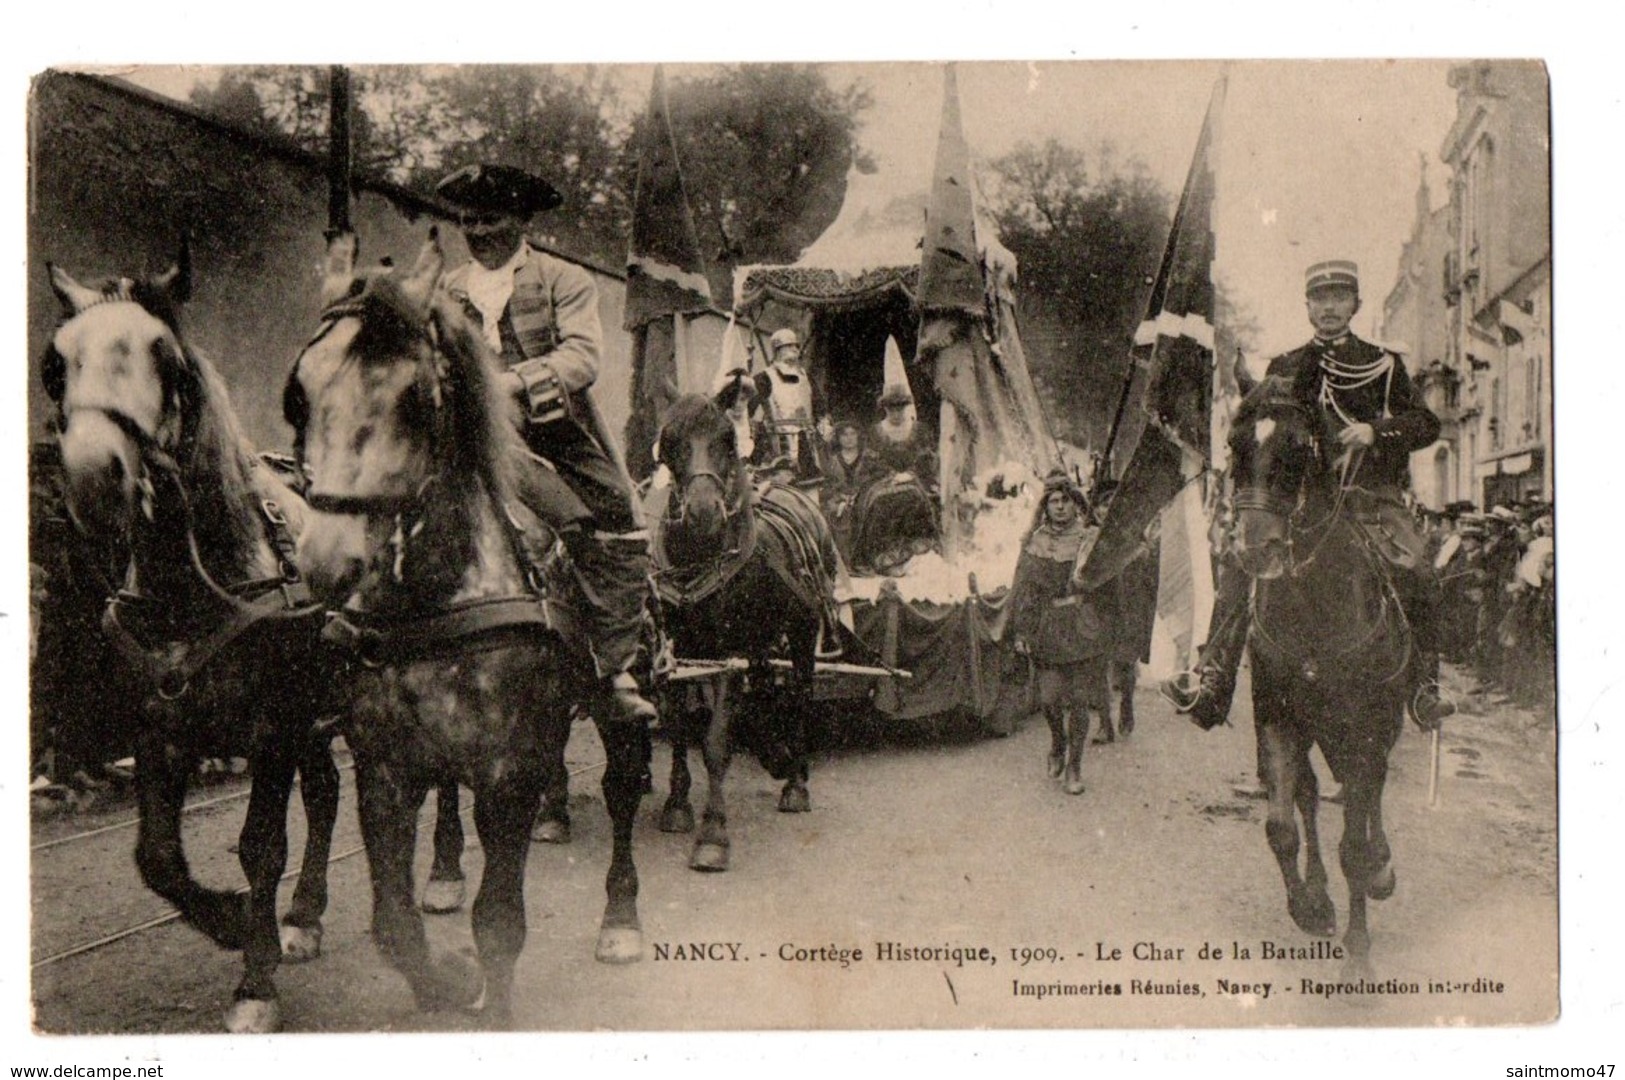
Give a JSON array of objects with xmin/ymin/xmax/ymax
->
[{"xmin": 1489, "ymin": 376, "xmax": 1504, "ymax": 451}]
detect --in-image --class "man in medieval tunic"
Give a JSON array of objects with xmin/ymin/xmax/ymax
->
[
  {"xmin": 1163, "ymin": 259, "xmax": 1448, "ymax": 732},
  {"xmin": 751, "ymin": 329, "xmax": 825, "ymax": 482},
  {"xmin": 1007, "ymin": 470, "xmax": 1114, "ymax": 795},
  {"xmin": 436, "ymin": 163, "xmax": 655, "ymax": 724}
]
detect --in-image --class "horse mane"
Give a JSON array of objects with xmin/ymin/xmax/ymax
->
[
  {"xmin": 344, "ymin": 271, "xmax": 524, "ymax": 514},
  {"xmin": 659, "ymin": 394, "xmax": 737, "ymax": 475}
]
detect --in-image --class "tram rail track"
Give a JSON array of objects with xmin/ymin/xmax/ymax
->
[{"xmin": 31, "ymin": 757, "xmax": 609, "ymax": 970}]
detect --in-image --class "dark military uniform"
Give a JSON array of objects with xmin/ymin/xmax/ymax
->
[{"xmin": 1186, "ymin": 332, "xmax": 1443, "ymax": 730}]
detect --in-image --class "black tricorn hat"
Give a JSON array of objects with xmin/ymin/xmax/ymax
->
[{"xmin": 436, "ymin": 164, "xmax": 563, "ymax": 218}]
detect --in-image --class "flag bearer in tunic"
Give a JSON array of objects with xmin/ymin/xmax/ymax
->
[
  {"xmin": 1163, "ymin": 259, "xmax": 1449, "ymax": 732},
  {"xmin": 1008, "ymin": 470, "xmax": 1114, "ymax": 795},
  {"xmin": 436, "ymin": 163, "xmax": 656, "ymax": 725}
]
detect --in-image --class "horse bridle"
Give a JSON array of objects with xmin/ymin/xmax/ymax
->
[
  {"xmin": 291, "ymin": 296, "xmax": 453, "ymax": 558},
  {"xmin": 667, "ymin": 466, "xmax": 748, "ymax": 528},
  {"xmin": 1231, "ymin": 398, "xmax": 1365, "ymax": 578}
]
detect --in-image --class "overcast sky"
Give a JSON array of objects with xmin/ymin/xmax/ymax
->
[{"xmin": 121, "ymin": 59, "xmax": 1460, "ymax": 361}]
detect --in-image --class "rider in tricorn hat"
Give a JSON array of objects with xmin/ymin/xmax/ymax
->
[{"xmin": 436, "ymin": 162, "xmax": 656, "ymax": 725}]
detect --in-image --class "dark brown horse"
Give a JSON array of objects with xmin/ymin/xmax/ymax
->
[
  {"xmin": 42, "ymin": 253, "xmax": 341, "ymax": 1033},
  {"xmin": 286, "ymin": 232, "xmax": 644, "ymax": 1025},
  {"xmin": 1226, "ymin": 376, "xmax": 1414, "ymax": 976},
  {"xmin": 651, "ymin": 387, "xmax": 841, "ymax": 871}
]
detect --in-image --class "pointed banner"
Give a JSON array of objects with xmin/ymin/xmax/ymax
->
[
  {"xmin": 624, "ymin": 65, "xmax": 713, "ymax": 479},
  {"xmin": 917, "ymin": 63, "xmax": 985, "ymax": 317},
  {"xmin": 1077, "ymin": 75, "xmax": 1226, "ymax": 595},
  {"xmin": 624, "ymin": 66, "xmax": 712, "ymax": 329}
]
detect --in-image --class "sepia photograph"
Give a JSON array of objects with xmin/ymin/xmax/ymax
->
[{"xmin": 9, "ymin": 7, "xmax": 1612, "ymax": 1072}]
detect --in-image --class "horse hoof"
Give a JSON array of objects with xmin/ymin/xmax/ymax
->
[
  {"xmin": 1340, "ymin": 956, "xmax": 1374, "ymax": 983},
  {"xmin": 595, "ymin": 926, "xmax": 645, "ymax": 964},
  {"xmin": 1063, "ymin": 777, "xmax": 1087, "ymax": 796},
  {"xmin": 690, "ymin": 842, "xmax": 730, "ymax": 872},
  {"xmin": 1367, "ymin": 863, "xmax": 1397, "ymax": 901},
  {"xmin": 421, "ymin": 878, "xmax": 466, "ymax": 914},
  {"xmin": 1046, "ymin": 752, "xmax": 1065, "ymax": 779},
  {"xmin": 224, "ymin": 997, "xmax": 281, "ymax": 1034},
  {"xmin": 426, "ymin": 950, "xmax": 485, "ymax": 1012},
  {"xmin": 659, "ymin": 804, "xmax": 695, "ymax": 833},
  {"xmin": 279, "ymin": 922, "xmax": 323, "ymax": 963},
  {"xmin": 777, "ymin": 786, "xmax": 811, "ymax": 813},
  {"xmin": 1290, "ymin": 895, "xmax": 1338, "ymax": 938},
  {"xmin": 531, "ymin": 818, "xmax": 571, "ymax": 845}
]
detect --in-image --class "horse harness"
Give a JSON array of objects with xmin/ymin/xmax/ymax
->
[
  {"xmin": 98, "ymin": 451, "xmax": 322, "ymax": 704},
  {"xmin": 1235, "ymin": 400, "xmax": 1413, "ymax": 687},
  {"xmin": 43, "ymin": 291, "xmax": 323, "ymax": 702},
  {"xmin": 293, "ymin": 293, "xmax": 568, "ymax": 667}
]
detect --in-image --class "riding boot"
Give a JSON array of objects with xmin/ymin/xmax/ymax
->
[
  {"xmin": 1399, "ymin": 568, "xmax": 1454, "ymax": 730},
  {"xmin": 1159, "ymin": 559, "xmax": 1249, "ymax": 730},
  {"xmin": 560, "ymin": 528, "xmax": 658, "ymax": 725}
]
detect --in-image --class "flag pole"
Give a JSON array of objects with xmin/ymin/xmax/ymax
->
[{"xmin": 325, "ymin": 65, "xmax": 353, "ymax": 241}]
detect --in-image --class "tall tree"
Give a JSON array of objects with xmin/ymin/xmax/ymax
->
[
  {"xmin": 657, "ymin": 65, "xmax": 874, "ymax": 288},
  {"xmin": 988, "ymin": 137, "xmax": 1172, "ymax": 445},
  {"xmin": 427, "ymin": 65, "xmax": 631, "ymax": 262}
]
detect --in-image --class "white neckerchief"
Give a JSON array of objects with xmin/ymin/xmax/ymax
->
[{"xmin": 465, "ymin": 243, "xmax": 529, "ymax": 351}]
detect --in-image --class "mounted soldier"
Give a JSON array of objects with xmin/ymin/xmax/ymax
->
[{"xmin": 1163, "ymin": 258, "xmax": 1451, "ymax": 731}]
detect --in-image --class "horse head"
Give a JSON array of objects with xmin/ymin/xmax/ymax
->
[
  {"xmin": 658, "ymin": 390, "xmax": 749, "ymax": 545},
  {"xmin": 44, "ymin": 246, "xmax": 201, "ymax": 545},
  {"xmin": 1227, "ymin": 375, "xmax": 1333, "ymax": 581},
  {"xmin": 286, "ymin": 230, "xmax": 519, "ymax": 607}
]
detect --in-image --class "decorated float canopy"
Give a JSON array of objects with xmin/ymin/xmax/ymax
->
[{"xmin": 730, "ymin": 66, "xmax": 1055, "ymax": 500}]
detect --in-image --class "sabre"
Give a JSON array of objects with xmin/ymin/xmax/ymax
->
[{"xmin": 1427, "ymin": 720, "xmax": 1443, "ymax": 809}]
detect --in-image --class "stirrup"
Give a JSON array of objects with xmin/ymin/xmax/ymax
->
[
  {"xmin": 1159, "ymin": 670, "xmax": 1203, "ymax": 713},
  {"xmin": 1406, "ymin": 680, "xmax": 1457, "ymax": 731}
]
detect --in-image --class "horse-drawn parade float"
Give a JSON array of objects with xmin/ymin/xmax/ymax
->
[{"xmin": 22, "ymin": 61, "xmax": 1558, "ymax": 1039}]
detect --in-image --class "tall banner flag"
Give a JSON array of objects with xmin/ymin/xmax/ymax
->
[
  {"xmin": 919, "ymin": 64, "xmax": 1055, "ymax": 554},
  {"xmin": 1076, "ymin": 73, "xmax": 1227, "ymax": 654},
  {"xmin": 624, "ymin": 65, "xmax": 713, "ymax": 480}
]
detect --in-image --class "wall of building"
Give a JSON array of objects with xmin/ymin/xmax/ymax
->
[
  {"xmin": 1405, "ymin": 60, "xmax": 1554, "ymax": 510},
  {"xmin": 27, "ymin": 71, "xmax": 728, "ymax": 459}
]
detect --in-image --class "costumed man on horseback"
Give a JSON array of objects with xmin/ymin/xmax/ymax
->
[
  {"xmin": 1163, "ymin": 259, "xmax": 1451, "ymax": 732},
  {"xmin": 436, "ymin": 163, "xmax": 655, "ymax": 725}
]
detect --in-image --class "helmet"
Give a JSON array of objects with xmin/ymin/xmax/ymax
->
[{"xmin": 769, "ymin": 329, "xmax": 801, "ymax": 355}]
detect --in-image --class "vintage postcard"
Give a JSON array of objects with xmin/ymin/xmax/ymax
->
[{"xmin": 16, "ymin": 47, "xmax": 1581, "ymax": 1068}]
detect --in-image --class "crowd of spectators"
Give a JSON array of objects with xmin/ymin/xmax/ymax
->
[{"xmin": 1423, "ymin": 498, "xmax": 1556, "ymax": 716}]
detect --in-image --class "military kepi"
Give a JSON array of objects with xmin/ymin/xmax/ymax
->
[
  {"xmin": 436, "ymin": 163, "xmax": 563, "ymax": 218},
  {"xmin": 1305, "ymin": 259, "xmax": 1360, "ymax": 294}
]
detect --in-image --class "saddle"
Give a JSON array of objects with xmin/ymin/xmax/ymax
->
[{"xmin": 1342, "ymin": 488, "xmax": 1428, "ymax": 573}]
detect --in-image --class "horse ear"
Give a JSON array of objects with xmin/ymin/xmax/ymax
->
[
  {"xmin": 48, "ymin": 263, "xmax": 102, "ymax": 313},
  {"xmin": 320, "ymin": 232, "xmax": 360, "ymax": 306},
  {"xmin": 154, "ymin": 235, "xmax": 193, "ymax": 303},
  {"xmin": 398, "ymin": 227, "xmax": 444, "ymax": 314}
]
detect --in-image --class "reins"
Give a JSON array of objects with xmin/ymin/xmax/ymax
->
[{"xmin": 290, "ymin": 293, "xmax": 559, "ymax": 661}]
